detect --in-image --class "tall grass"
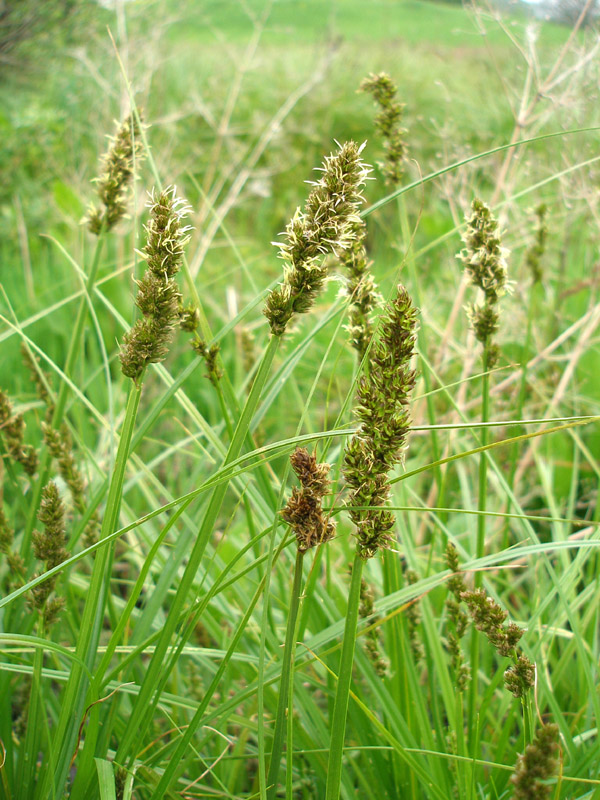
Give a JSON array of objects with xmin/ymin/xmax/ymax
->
[{"xmin": 1, "ymin": 3, "xmax": 600, "ymax": 799}]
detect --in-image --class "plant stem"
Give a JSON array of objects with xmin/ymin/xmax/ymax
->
[
  {"xmin": 266, "ymin": 549, "xmax": 305, "ymax": 800},
  {"xmin": 325, "ymin": 552, "xmax": 365, "ymax": 800},
  {"xmin": 475, "ymin": 345, "xmax": 490, "ymax": 584},
  {"xmin": 468, "ymin": 342, "xmax": 490, "ymax": 747}
]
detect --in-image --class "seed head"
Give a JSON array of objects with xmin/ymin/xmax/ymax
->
[
  {"xmin": 30, "ymin": 481, "xmax": 68, "ymax": 621},
  {"xmin": 511, "ymin": 724, "xmax": 559, "ymax": 799},
  {"xmin": 340, "ymin": 218, "xmax": 382, "ymax": 360},
  {"xmin": 525, "ymin": 203, "xmax": 548, "ymax": 285},
  {"xmin": 360, "ymin": 72, "xmax": 407, "ymax": 185},
  {"xmin": 504, "ymin": 654, "xmax": 536, "ymax": 698},
  {"xmin": 444, "ymin": 542, "xmax": 470, "ymax": 691},
  {"xmin": 281, "ymin": 448, "xmax": 335, "ymax": 552},
  {"xmin": 344, "ymin": 285, "xmax": 418, "ymax": 558},
  {"xmin": 264, "ymin": 141, "xmax": 371, "ymax": 336},
  {"xmin": 87, "ymin": 112, "xmax": 145, "ymax": 235},
  {"xmin": 358, "ymin": 574, "xmax": 388, "ymax": 676},
  {"xmin": 0, "ymin": 389, "xmax": 38, "ymax": 475},
  {"xmin": 191, "ymin": 337, "xmax": 223, "ymax": 387},
  {"xmin": 119, "ymin": 186, "xmax": 192, "ymax": 381},
  {"xmin": 459, "ymin": 199, "xmax": 509, "ymax": 306}
]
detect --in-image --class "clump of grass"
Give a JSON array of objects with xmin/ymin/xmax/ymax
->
[{"xmin": 3, "ymin": 17, "xmax": 600, "ymax": 797}]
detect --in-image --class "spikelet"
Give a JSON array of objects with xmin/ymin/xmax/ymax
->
[
  {"xmin": 458, "ymin": 198, "xmax": 510, "ymax": 368},
  {"xmin": 343, "ymin": 285, "xmax": 417, "ymax": 558},
  {"xmin": 87, "ymin": 112, "xmax": 145, "ymax": 235},
  {"xmin": 264, "ymin": 141, "xmax": 371, "ymax": 336},
  {"xmin": 511, "ymin": 724, "xmax": 559, "ymax": 799},
  {"xmin": 360, "ymin": 72, "xmax": 407, "ymax": 186},
  {"xmin": 119, "ymin": 186, "xmax": 192, "ymax": 381},
  {"xmin": 281, "ymin": 448, "xmax": 335, "ymax": 552}
]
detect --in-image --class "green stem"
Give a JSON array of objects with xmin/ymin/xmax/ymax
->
[
  {"xmin": 266, "ymin": 549, "xmax": 305, "ymax": 800},
  {"xmin": 115, "ymin": 335, "xmax": 280, "ymax": 766},
  {"xmin": 475, "ymin": 346, "xmax": 490, "ymax": 583},
  {"xmin": 36, "ymin": 379, "xmax": 143, "ymax": 800},
  {"xmin": 325, "ymin": 552, "xmax": 365, "ymax": 800},
  {"xmin": 468, "ymin": 342, "xmax": 490, "ymax": 749}
]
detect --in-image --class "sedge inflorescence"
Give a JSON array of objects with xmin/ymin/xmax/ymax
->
[
  {"xmin": 281, "ymin": 448, "xmax": 335, "ymax": 552},
  {"xmin": 87, "ymin": 112, "xmax": 145, "ymax": 235},
  {"xmin": 525, "ymin": 203, "xmax": 548, "ymax": 285},
  {"xmin": 263, "ymin": 141, "xmax": 371, "ymax": 336},
  {"xmin": 444, "ymin": 542, "xmax": 471, "ymax": 691},
  {"xmin": 461, "ymin": 587, "xmax": 535, "ymax": 698},
  {"xmin": 340, "ymin": 217, "xmax": 382, "ymax": 361},
  {"xmin": 0, "ymin": 388, "xmax": 38, "ymax": 476},
  {"xmin": 511, "ymin": 724, "xmax": 559, "ymax": 800},
  {"xmin": 343, "ymin": 285, "xmax": 418, "ymax": 559},
  {"xmin": 29, "ymin": 481, "xmax": 68, "ymax": 625},
  {"xmin": 458, "ymin": 198, "xmax": 510, "ymax": 368},
  {"xmin": 359, "ymin": 72, "xmax": 407, "ymax": 186},
  {"xmin": 119, "ymin": 186, "xmax": 192, "ymax": 382}
]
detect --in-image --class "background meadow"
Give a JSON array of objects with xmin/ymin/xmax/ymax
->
[{"xmin": 1, "ymin": 1, "xmax": 600, "ymax": 798}]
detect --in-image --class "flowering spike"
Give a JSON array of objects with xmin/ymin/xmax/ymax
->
[
  {"xmin": 511, "ymin": 724, "xmax": 559, "ymax": 799},
  {"xmin": 0, "ymin": 389, "xmax": 38, "ymax": 475},
  {"xmin": 281, "ymin": 448, "xmax": 335, "ymax": 552},
  {"xmin": 87, "ymin": 112, "xmax": 145, "ymax": 235},
  {"xmin": 458, "ymin": 198, "xmax": 510, "ymax": 367},
  {"xmin": 343, "ymin": 285, "xmax": 418, "ymax": 558},
  {"xmin": 360, "ymin": 72, "xmax": 407, "ymax": 185},
  {"xmin": 264, "ymin": 141, "xmax": 371, "ymax": 336},
  {"xmin": 119, "ymin": 186, "xmax": 192, "ymax": 381}
]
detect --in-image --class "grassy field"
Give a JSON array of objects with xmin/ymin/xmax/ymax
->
[{"xmin": 1, "ymin": 1, "xmax": 600, "ymax": 798}]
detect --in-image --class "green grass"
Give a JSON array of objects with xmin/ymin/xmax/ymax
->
[{"xmin": 1, "ymin": 1, "xmax": 600, "ymax": 798}]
